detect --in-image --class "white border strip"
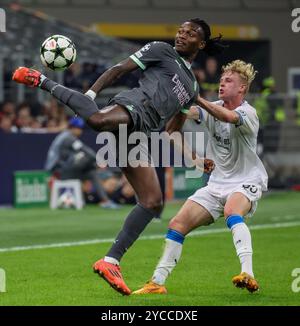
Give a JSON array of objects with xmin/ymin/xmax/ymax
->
[{"xmin": 0, "ymin": 221, "xmax": 299, "ymax": 253}]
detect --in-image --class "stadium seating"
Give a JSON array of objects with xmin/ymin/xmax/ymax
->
[
  {"xmin": 1, "ymin": 6, "xmax": 136, "ymax": 65},
  {"xmin": 1, "ymin": 0, "xmax": 296, "ymax": 10}
]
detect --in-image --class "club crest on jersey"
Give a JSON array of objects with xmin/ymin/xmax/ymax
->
[{"xmin": 141, "ymin": 43, "xmax": 151, "ymax": 52}]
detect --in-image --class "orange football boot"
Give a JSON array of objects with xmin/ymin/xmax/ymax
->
[
  {"xmin": 232, "ymin": 272, "xmax": 260, "ymax": 293},
  {"xmin": 93, "ymin": 259, "xmax": 131, "ymax": 296},
  {"xmin": 132, "ymin": 281, "xmax": 167, "ymax": 295},
  {"xmin": 12, "ymin": 67, "xmax": 41, "ymax": 87}
]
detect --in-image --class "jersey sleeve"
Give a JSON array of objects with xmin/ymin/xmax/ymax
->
[
  {"xmin": 129, "ymin": 41, "xmax": 172, "ymax": 70},
  {"xmin": 234, "ymin": 106, "xmax": 258, "ymax": 134},
  {"xmin": 180, "ymin": 108, "xmax": 189, "ymax": 114},
  {"xmin": 194, "ymin": 106, "xmax": 209, "ymax": 124}
]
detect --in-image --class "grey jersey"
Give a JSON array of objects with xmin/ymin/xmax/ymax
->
[
  {"xmin": 129, "ymin": 41, "xmax": 199, "ymax": 122},
  {"xmin": 45, "ymin": 130, "xmax": 95, "ymax": 171}
]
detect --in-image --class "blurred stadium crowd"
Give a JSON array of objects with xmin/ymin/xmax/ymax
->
[
  {"xmin": 1, "ymin": 4, "xmax": 298, "ymax": 135},
  {"xmin": 0, "ymin": 61, "xmax": 139, "ymax": 134},
  {"xmin": 1, "ymin": 2, "xmax": 300, "ymax": 206}
]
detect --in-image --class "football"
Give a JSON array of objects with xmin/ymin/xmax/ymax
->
[
  {"xmin": 57, "ymin": 189, "xmax": 76, "ymax": 209},
  {"xmin": 40, "ymin": 35, "xmax": 76, "ymax": 71}
]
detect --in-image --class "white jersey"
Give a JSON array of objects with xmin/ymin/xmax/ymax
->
[{"xmin": 199, "ymin": 100, "xmax": 268, "ymax": 191}]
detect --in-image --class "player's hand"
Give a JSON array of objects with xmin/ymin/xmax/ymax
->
[
  {"xmin": 203, "ymin": 158, "xmax": 215, "ymax": 173},
  {"xmin": 186, "ymin": 106, "xmax": 201, "ymax": 120},
  {"xmin": 193, "ymin": 157, "xmax": 215, "ymax": 173}
]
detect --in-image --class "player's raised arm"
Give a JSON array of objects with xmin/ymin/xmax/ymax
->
[
  {"xmin": 195, "ymin": 95, "xmax": 240, "ymax": 124},
  {"xmin": 87, "ymin": 58, "xmax": 139, "ymax": 97}
]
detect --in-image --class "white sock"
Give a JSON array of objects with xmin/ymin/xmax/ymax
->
[
  {"xmin": 38, "ymin": 74, "xmax": 47, "ymax": 87},
  {"xmin": 152, "ymin": 238, "xmax": 183, "ymax": 285},
  {"xmin": 231, "ymin": 222, "xmax": 254, "ymax": 277},
  {"xmin": 104, "ymin": 256, "xmax": 119, "ymax": 265}
]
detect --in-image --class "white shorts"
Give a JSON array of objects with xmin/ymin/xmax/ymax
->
[{"xmin": 188, "ymin": 182, "xmax": 262, "ymax": 221}]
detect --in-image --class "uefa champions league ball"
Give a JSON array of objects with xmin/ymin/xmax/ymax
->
[
  {"xmin": 57, "ymin": 190, "xmax": 76, "ymax": 209},
  {"xmin": 40, "ymin": 35, "xmax": 76, "ymax": 71}
]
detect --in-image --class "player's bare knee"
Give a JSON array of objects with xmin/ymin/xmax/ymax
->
[
  {"xmin": 168, "ymin": 217, "xmax": 186, "ymax": 234},
  {"xmin": 140, "ymin": 196, "xmax": 163, "ymax": 214},
  {"xmin": 224, "ymin": 207, "xmax": 239, "ymax": 219}
]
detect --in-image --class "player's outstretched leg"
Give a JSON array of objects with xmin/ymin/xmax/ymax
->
[{"xmin": 12, "ymin": 67, "xmax": 99, "ymax": 121}]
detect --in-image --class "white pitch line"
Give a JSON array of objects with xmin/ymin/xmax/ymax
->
[{"xmin": 0, "ymin": 220, "xmax": 300, "ymax": 253}]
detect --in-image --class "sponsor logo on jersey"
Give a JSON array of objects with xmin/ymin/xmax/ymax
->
[
  {"xmin": 213, "ymin": 132, "xmax": 230, "ymax": 148},
  {"xmin": 171, "ymin": 74, "xmax": 191, "ymax": 106}
]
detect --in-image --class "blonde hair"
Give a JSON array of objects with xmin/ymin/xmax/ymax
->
[{"xmin": 222, "ymin": 60, "xmax": 257, "ymax": 93}]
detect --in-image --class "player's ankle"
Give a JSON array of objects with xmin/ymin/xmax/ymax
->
[
  {"xmin": 104, "ymin": 256, "xmax": 120, "ymax": 265},
  {"xmin": 152, "ymin": 273, "xmax": 166, "ymax": 285},
  {"xmin": 38, "ymin": 74, "xmax": 47, "ymax": 87}
]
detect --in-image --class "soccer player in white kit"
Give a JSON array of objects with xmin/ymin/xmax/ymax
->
[{"xmin": 133, "ymin": 60, "xmax": 268, "ymax": 294}]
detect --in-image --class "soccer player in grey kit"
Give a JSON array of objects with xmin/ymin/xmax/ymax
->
[{"xmin": 13, "ymin": 18, "xmax": 225, "ymax": 295}]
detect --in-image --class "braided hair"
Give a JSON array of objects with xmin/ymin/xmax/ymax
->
[{"xmin": 188, "ymin": 18, "xmax": 228, "ymax": 55}]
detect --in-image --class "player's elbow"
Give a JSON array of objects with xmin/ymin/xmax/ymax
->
[{"xmin": 105, "ymin": 64, "xmax": 127, "ymax": 81}]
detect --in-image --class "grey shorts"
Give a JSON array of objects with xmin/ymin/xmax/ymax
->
[{"xmin": 108, "ymin": 89, "xmax": 163, "ymax": 136}]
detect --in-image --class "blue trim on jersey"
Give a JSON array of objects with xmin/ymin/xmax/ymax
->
[
  {"xmin": 166, "ymin": 229, "xmax": 185, "ymax": 244},
  {"xmin": 194, "ymin": 106, "xmax": 203, "ymax": 124},
  {"xmin": 235, "ymin": 111, "xmax": 244, "ymax": 127},
  {"xmin": 198, "ymin": 106, "xmax": 203, "ymax": 121},
  {"xmin": 226, "ymin": 215, "xmax": 244, "ymax": 229}
]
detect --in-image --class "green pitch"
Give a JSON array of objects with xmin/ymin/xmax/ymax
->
[{"xmin": 0, "ymin": 191, "xmax": 299, "ymax": 306}]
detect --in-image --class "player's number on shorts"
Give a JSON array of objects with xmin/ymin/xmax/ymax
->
[
  {"xmin": 242, "ymin": 184, "xmax": 258, "ymax": 194},
  {"xmin": 0, "ymin": 268, "xmax": 6, "ymax": 292},
  {"xmin": 291, "ymin": 268, "xmax": 300, "ymax": 293}
]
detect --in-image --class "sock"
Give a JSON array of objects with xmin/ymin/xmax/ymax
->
[
  {"xmin": 152, "ymin": 229, "xmax": 185, "ymax": 285},
  {"xmin": 226, "ymin": 215, "xmax": 254, "ymax": 277},
  {"xmin": 85, "ymin": 89, "xmax": 97, "ymax": 100},
  {"xmin": 39, "ymin": 74, "xmax": 47, "ymax": 86},
  {"xmin": 40, "ymin": 78, "xmax": 99, "ymax": 120},
  {"xmin": 104, "ymin": 256, "xmax": 119, "ymax": 265},
  {"xmin": 106, "ymin": 203, "xmax": 156, "ymax": 261}
]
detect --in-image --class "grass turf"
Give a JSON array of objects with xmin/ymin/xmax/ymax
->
[{"xmin": 0, "ymin": 191, "xmax": 299, "ymax": 306}]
